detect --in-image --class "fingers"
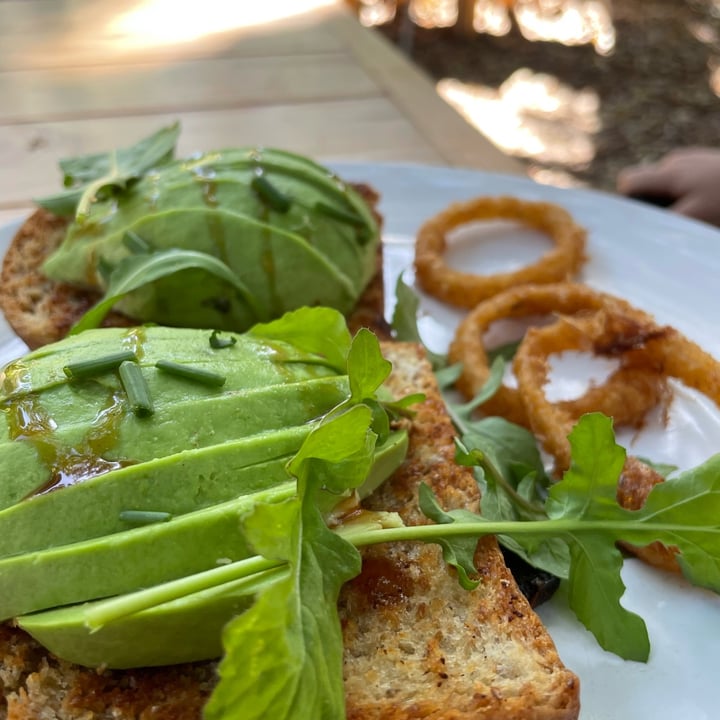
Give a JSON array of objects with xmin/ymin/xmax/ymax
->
[
  {"xmin": 616, "ymin": 162, "xmax": 678, "ymax": 199},
  {"xmin": 671, "ymin": 195, "xmax": 719, "ymax": 226}
]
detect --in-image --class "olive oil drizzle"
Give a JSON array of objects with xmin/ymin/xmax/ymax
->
[
  {"xmin": 121, "ymin": 327, "xmax": 147, "ymax": 361},
  {"xmin": 1, "ymin": 360, "xmax": 135, "ymax": 498},
  {"xmin": 1, "ymin": 359, "xmax": 32, "ymax": 398},
  {"xmin": 5, "ymin": 387, "xmax": 132, "ymax": 499}
]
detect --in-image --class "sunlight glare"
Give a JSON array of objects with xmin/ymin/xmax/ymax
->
[
  {"xmin": 358, "ymin": 0, "xmax": 397, "ymax": 27},
  {"xmin": 513, "ymin": 0, "xmax": 615, "ymax": 55},
  {"xmin": 409, "ymin": 0, "xmax": 458, "ymax": 28},
  {"xmin": 107, "ymin": 0, "xmax": 335, "ymax": 47},
  {"xmin": 474, "ymin": 1, "xmax": 513, "ymax": 36},
  {"xmin": 437, "ymin": 68, "xmax": 599, "ymax": 168}
]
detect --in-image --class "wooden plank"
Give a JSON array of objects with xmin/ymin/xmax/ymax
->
[
  {"xmin": 0, "ymin": 98, "xmax": 445, "ymax": 206},
  {"xmin": 0, "ymin": 4, "xmax": 344, "ymax": 70},
  {"xmin": 327, "ymin": 5, "xmax": 525, "ymax": 174},
  {"xmin": 0, "ymin": 0, "xmax": 73, "ymax": 33},
  {"xmin": 0, "ymin": 52, "xmax": 379, "ymax": 124}
]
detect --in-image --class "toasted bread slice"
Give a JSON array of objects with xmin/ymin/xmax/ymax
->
[
  {"xmin": 0, "ymin": 342, "xmax": 579, "ymax": 720},
  {"xmin": 0, "ymin": 183, "xmax": 389, "ymax": 350}
]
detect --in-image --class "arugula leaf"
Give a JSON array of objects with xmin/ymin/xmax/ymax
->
[
  {"xmin": 291, "ymin": 404, "xmax": 376, "ymax": 496},
  {"xmin": 347, "ymin": 412, "xmax": 720, "ymax": 662},
  {"xmin": 620, "ymin": 453, "xmax": 720, "ymax": 592},
  {"xmin": 445, "ymin": 356, "xmax": 505, "ymax": 420},
  {"xmin": 250, "ymin": 307, "xmax": 352, "ymax": 374},
  {"xmin": 70, "ymin": 248, "xmax": 261, "ymax": 335},
  {"xmin": 445, "ymin": 379, "xmax": 570, "ymax": 576},
  {"xmin": 418, "ymin": 483, "xmax": 481, "ymax": 590},
  {"xmin": 546, "ymin": 414, "xmax": 627, "ymax": 520},
  {"xmin": 206, "ymin": 396, "xmax": 372, "ymax": 720},
  {"xmin": 35, "ymin": 123, "xmax": 180, "ymax": 218},
  {"xmin": 566, "ymin": 533, "xmax": 650, "ymax": 661},
  {"xmin": 347, "ymin": 328, "xmax": 392, "ymax": 404},
  {"xmin": 390, "ymin": 276, "xmax": 445, "ymax": 368}
]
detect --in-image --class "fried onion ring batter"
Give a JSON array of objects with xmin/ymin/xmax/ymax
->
[
  {"xmin": 449, "ymin": 282, "xmax": 666, "ymax": 428},
  {"xmin": 513, "ymin": 309, "xmax": 720, "ymax": 573},
  {"xmin": 414, "ymin": 197, "xmax": 587, "ymax": 308}
]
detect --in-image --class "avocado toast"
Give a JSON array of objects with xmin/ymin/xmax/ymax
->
[
  {"xmin": 0, "ymin": 127, "xmax": 578, "ymax": 718},
  {"xmin": 0, "ymin": 124, "xmax": 387, "ymax": 349},
  {"xmin": 0, "ymin": 320, "xmax": 579, "ymax": 719}
]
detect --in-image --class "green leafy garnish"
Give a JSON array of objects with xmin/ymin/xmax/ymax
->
[
  {"xmin": 391, "ymin": 275, "xmax": 445, "ymax": 369},
  {"xmin": 396, "ymin": 413, "xmax": 720, "ymax": 662},
  {"xmin": 35, "ymin": 123, "xmax": 180, "ymax": 219},
  {"xmin": 155, "ymin": 360, "xmax": 226, "ymax": 387},
  {"xmin": 119, "ymin": 510, "xmax": 172, "ymax": 526},
  {"xmin": 250, "ymin": 306, "xmax": 352, "ymax": 374},
  {"xmin": 206, "ymin": 372, "xmax": 376, "ymax": 720},
  {"xmin": 251, "ymin": 174, "xmax": 292, "ymax": 213},
  {"xmin": 70, "ymin": 249, "xmax": 262, "ymax": 335}
]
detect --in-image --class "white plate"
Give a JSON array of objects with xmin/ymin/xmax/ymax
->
[
  {"xmin": 337, "ymin": 163, "xmax": 720, "ymax": 720},
  {"xmin": 2, "ymin": 164, "xmax": 720, "ymax": 719}
]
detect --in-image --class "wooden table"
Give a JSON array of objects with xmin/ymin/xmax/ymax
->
[{"xmin": 0, "ymin": 0, "xmax": 524, "ymax": 226}]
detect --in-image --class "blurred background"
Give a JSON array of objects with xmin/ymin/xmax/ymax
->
[{"xmin": 346, "ymin": 0, "xmax": 720, "ymax": 190}]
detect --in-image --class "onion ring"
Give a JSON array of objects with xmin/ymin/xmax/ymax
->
[
  {"xmin": 512, "ymin": 310, "xmax": 670, "ymax": 472},
  {"xmin": 513, "ymin": 309, "xmax": 720, "ymax": 573},
  {"xmin": 414, "ymin": 196, "xmax": 587, "ymax": 308},
  {"xmin": 449, "ymin": 282, "xmax": 666, "ymax": 428}
]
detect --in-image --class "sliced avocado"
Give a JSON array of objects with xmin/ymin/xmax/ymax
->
[
  {"xmin": 0, "ymin": 483, "xmax": 296, "ymax": 621},
  {"xmin": 40, "ymin": 146, "xmax": 379, "ymax": 332},
  {"xmin": 0, "ymin": 376, "xmax": 348, "ymax": 511},
  {"xmin": 0, "ymin": 445, "xmax": 297, "ymax": 558},
  {"xmin": 15, "ymin": 433, "xmax": 409, "ymax": 669},
  {"xmin": 0, "ymin": 324, "xmax": 349, "ymax": 509},
  {"xmin": 112, "ymin": 208, "xmax": 358, "ymax": 327},
  {"xmin": 18, "ymin": 566, "xmax": 288, "ymax": 668},
  {"xmin": 0, "ymin": 429, "xmax": 408, "ymax": 623}
]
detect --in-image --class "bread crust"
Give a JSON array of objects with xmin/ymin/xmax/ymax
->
[
  {"xmin": 341, "ymin": 344, "xmax": 579, "ymax": 720},
  {"xmin": 0, "ymin": 342, "xmax": 579, "ymax": 720},
  {"xmin": 0, "ymin": 209, "xmax": 135, "ymax": 350}
]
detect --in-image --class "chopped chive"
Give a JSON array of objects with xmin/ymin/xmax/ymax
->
[
  {"xmin": 251, "ymin": 174, "xmax": 292, "ymax": 213},
  {"xmin": 122, "ymin": 230, "xmax": 152, "ymax": 254},
  {"xmin": 119, "ymin": 510, "xmax": 172, "ymax": 525},
  {"xmin": 314, "ymin": 201, "xmax": 366, "ymax": 228},
  {"xmin": 63, "ymin": 351, "xmax": 138, "ymax": 380},
  {"xmin": 119, "ymin": 361, "xmax": 154, "ymax": 417},
  {"xmin": 209, "ymin": 330, "xmax": 237, "ymax": 349},
  {"xmin": 155, "ymin": 360, "xmax": 226, "ymax": 387}
]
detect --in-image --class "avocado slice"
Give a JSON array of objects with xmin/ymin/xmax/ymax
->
[
  {"xmin": 0, "ymin": 377, "xmax": 348, "ymax": 511},
  {"xmin": 0, "ymin": 430, "xmax": 408, "ymax": 622},
  {"xmin": 0, "ymin": 324, "xmax": 348, "ymax": 509},
  {"xmin": 0, "ymin": 482, "xmax": 294, "ymax": 621},
  {"xmin": 40, "ymin": 145, "xmax": 379, "ymax": 332},
  {"xmin": 18, "ymin": 566, "xmax": 288, "ymax": 668},
  {"xmin": 15, "ymin": 432, "xmax": 409, "ymax": 669}
]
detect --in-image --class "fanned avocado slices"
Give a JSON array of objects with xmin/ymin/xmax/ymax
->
[
  {"xmin": 0, "ymin": 308, "xmax": 410, "ymax": 667},
  {"xmin": 40, "ymin": 136, "xmax": 381, "ymax": 332}
]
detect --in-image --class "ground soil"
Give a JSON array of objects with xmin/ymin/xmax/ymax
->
[{"xmin": 372, "ymin": 0, "xmax": 720, "ymax": 190}]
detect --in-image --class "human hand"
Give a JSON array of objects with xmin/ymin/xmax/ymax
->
[{"xmin": 617, "ymin": 147, "xmax": 720, "ymax": 227}]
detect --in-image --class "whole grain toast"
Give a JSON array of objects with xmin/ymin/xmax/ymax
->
[
  {"xmin": 0, "ymin": 183, "xmax": 390, "ymax": 350},
  {"xmin": 0, "ymin": 342, "xmax": 579, "ymax": 720}
]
